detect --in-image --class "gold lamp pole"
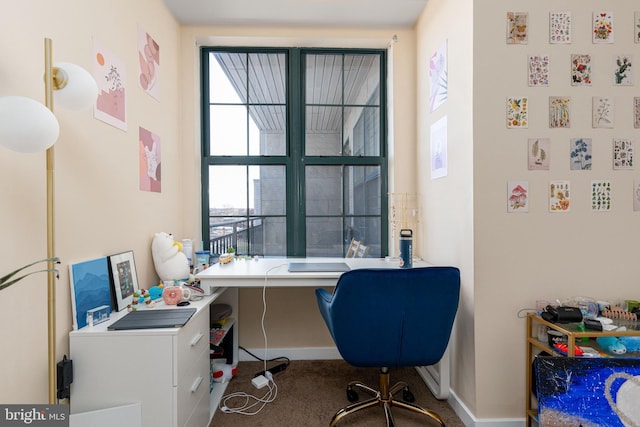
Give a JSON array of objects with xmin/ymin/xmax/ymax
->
[{"xmin": 44, "ymin": 37, "xmax": 57, "ymax": 404}]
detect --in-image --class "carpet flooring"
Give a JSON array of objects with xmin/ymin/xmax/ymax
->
[{"xmin": 209, "ymin": 360, "xmax": 465, "ymax": 427}]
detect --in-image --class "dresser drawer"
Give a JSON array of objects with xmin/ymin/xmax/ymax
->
[
  {"xmin": 176, "ymin": 349, "xmax": 209, "ymax": 427},
  {"xmin": 176, "ymin": 308, "xmax": 209, "ymax": 384}
]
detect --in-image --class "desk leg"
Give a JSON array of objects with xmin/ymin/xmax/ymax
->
[{"xmin": 415, "ymin": 344, "xmax": 450, "ymax": 400}]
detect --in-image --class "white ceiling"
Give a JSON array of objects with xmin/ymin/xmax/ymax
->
[{"xmin": 162, "ymin": 0, "xmax": 427, "ymax": 28}]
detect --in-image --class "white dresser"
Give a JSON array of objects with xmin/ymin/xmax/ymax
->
[{"xmin": 69, "ymin": 287, "xmax": 238, "ymax": 427}]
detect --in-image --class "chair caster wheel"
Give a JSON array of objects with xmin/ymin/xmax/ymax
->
[
  {"xmin": 346, "ymin": 387, "xmax": 359, "ymax": 402},
  {"xmin": 403, "ymin": 388, "xmax": 415, "ymax": 402}
]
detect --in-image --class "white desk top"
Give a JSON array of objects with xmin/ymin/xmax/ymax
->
[{"xmin": 196, "ymin": 257, "xmax": 428, "ymax": 288}]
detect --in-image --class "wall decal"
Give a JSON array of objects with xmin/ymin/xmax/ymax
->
[
  {"xmin": 550, "ymin": 12, "xmax": 571, "ymax": 44},
  {"xmin": 593, "ymin": 97, "xmax": 614, "ymax": 129},
  {"xmin": 139, "ymin": 127, "xmax": 161, "ymax": 193},
  {"xmin": 528, "ymin": 138, "xmax": 550, "ymax": 170},
  {"xmin": 507, "ymin": 97, "xmax": 528, "ymax": 128},
  {"xmin": 137, "ymin": 26, "xmax": 160, "ymax": 101},
  {"xmin": 507, "ymin": 12, "xmax": 528, "ymax": 44},
  {"xmin": 528, "ymin": 55, "xmax": 549, "ymax": 86},
  {"xmin": 570, "ymin": 138, "xmax": 592, "ymax": 170},
  {"xmin": 93, "ymin": 38, "xmax": 127, "ymax": 131},
  {"xmin": 593, "ymin": 11, "xmax": 614, "ymax": 44},
  {"xmin": 613, "ymin": 54, "xmax": 633, "ymax": 86},
  {"xmin": 507, "ymin": 181, "xmax": 529, "ymax": 213},
  {"xmin": 429, "ymin": 40, "xmax": 448, "ymax": 112},
  {"xmin": 613, "ymin": 138, "xmax": 634, "ymax": 170},
  {"xmin": 549, "ymin": 180, "xmax": 570, "ymax": 212},
  {"xmin": 571, "ymin": 54, "xmax": 592, "ymax": 86},
  {"xmin": 549, "ymin": 96, "xmax": 571, "ymax": 128}
]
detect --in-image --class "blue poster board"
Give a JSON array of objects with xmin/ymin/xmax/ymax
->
[
  {"xmin": 534, "ymin": 356, "xmax": 640, "ymax": 426},
  {"xmin": 69, "ymin": 257, "xmax": 112, "ymax": 329}
]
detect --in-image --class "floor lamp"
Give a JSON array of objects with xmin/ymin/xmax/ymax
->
[{"xmin": 0, "ymin": 38, "xmax": 97, "ymax": 403}]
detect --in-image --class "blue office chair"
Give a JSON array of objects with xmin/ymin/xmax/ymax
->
[{"xmin": 315, "ymin": 267, "xmax": 460, "ymax": 427}]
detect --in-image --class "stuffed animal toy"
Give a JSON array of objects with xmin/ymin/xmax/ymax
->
[
  {"xmin": 212, "ymin": 362, "xmax": 237, "ymax": 383},
  {"xmin": 151, "ymin": 232, "xmax": 190, "ymax": 282}
]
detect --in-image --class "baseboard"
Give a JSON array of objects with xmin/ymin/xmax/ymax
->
[
  {"xmin": 447, "ymin": 389, "xmax": 525, "ymax": 427},
  {"xmin": 240, "ymin": 347, "xmax": 526, "ymax": 426}
]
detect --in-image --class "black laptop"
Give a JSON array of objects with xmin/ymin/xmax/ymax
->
[{"xmin": 108, "ymin": 308, "xmax": 197, "ymax": 330}]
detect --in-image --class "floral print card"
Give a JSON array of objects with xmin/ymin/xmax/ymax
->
[
  {"xmin": 613, "ymin": 55, "xmax": 633, "ymax": 86},
  {"xmin": 634, "ymin": 179, "xmax": 640, "ymax": 211},
  {"xmin": 635, "ymin": 12, "xmax": 640, "ymax": 44},
  {"xmin": 550, "ymin": 12, "xmax": 571, "ymax": 44},
  {"xmin": 591, "ymin": 181, "xmax": 612, "ymax": 212},
  {"xmin": 528, "ymin": 138, "xmax": 550, "ymax": 170},
  {"xmin": 528, "ymin": 55, "xmax": 549, "ymax": 86},
  {"xmin": 549, "ymin": 181, "xmax": 570, "ymax": 212},
  {"xmin": 571, "ymin": 54, "xmax": 591, "ymax": 86},
  {"xmin": 507, "ymin": 181, "xmax": 529, "ymax": 213},
  {"xmin": 507, "ymin": 97, "xmax": 528, "ymax": 128},
  {"xmin": 613, "ymin": 138, "xmax": 633, "ymax": 170},
  {"xmin": 507, "ymin": 12, "xmax": 528, "ymax": 44},
  {"xmin": 593, "ymin": 12, "xmax": 614, "ymax": 44},
  {"xmin": 549, "ymin": 96, "xmax": 570, "ymax": 128},
  {"xmin": 592, "ymin": 97, "xmax": 614, "ymax": 129},
  {"xmin": 634, "ymin": 97, "xmax": 640, "ymax": 128},
  {"xmin": 570, "ymin": 138, "xmax": 592, "ymax": 170}
]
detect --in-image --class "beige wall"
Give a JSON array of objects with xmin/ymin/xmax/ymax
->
[
  {"xmin": 0, "ymin": 0, "xmax": 182, "ymax": 402},
  {"xmin": 178, "ymin": 26, "xmax": 420, "ymax": 349},
  {"xmin": 419, "ymin": 0, "xmax": 640, "ymax": 420},
  {"xmin": 416, "ymin": 0, "xmax": 476, "ymax": 416}
]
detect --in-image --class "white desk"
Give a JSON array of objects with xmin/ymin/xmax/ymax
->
[
  {"xmin": 196, "ymin": 257, "xmax": 451, "ymax": 400},
  {"xmin": 196, "ymin": 257, "xmax": 417, "ymax": 289}
]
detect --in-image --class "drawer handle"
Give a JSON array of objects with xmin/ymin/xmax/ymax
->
[
  {"xmin": 191, "ymin": 376, "xmax": 203, "ymax": 393},
  {"xmin": 190, "ymin": 332, "xmax": 203, "ymax": 347}
]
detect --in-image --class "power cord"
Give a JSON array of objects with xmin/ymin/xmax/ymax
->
[
  {"xmin": 217, "ymin": 263, "xmax": 287, "ymax": 416},
  {"xmin": 219, "ymin": 371, "xmax": 278, "ymax": 415}
]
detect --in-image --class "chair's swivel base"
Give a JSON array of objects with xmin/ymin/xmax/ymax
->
[{"xmin": 329, "ymin": 369, "xmax": 446, "ymax": 427}]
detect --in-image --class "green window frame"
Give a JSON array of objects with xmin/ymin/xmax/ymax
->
[{"xmin": 200, "ymin": 47, "xmax": 388, "ymax": 257}]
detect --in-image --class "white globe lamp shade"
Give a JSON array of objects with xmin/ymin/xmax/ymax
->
[
  {"xmin": 0, "ymin": 96, "xmax": 60, "ymax": 153},
  {"xmin": 53, "ymin": 62, "xmax": 98, "ymax": 110}
]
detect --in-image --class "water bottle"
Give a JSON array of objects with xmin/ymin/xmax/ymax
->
[{"xmin": 399, "ymin": 229, "xmax": 413, "ymax": 268}]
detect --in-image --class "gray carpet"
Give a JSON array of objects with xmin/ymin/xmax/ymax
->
[{"xmin": 209, "ymin": 360, "xmax": 465, "ymax": 427}]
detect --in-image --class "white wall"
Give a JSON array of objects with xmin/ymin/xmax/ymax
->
[
  {"xmin": 420, "ymin": 0, "xmax": 640, "ymax": 421},
  {"xmin": 0, "ymin": 0, "xmax": 182, "ymax": 402},
  {"xmin": 416, "ymin": 0, "xmax": 476, "ymax": 416}
]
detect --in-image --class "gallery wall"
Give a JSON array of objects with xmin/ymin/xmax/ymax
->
[{"xmin": 0, "ymin": 0, "xmax": 182, "ymax": 402}]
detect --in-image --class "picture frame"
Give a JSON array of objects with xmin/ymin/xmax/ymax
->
[
  {"xmin": 108, "ymin": 251, "xmax": 139, "ymax": 311},
  {"xmin": 69, "ymin": 257, "xmax": 112, "ymax": 329}
]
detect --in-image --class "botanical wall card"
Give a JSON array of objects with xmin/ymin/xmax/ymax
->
[
  {"xmin": 613, "ymin": 138, "xmax": 633, "ymax": 170},
  {"xmin": 634, "ymin": 97, "xmax": 640, "ymax": 128},
  {"xmin": 430, "ymin": 116, "xmax": 448, "ymax": 180},
  {"xmin": 634, "ymin": 179, "xmax": 640, "ymax": 211},
  {"xmin": 570, "ymin": 138, "xmax": 592, "ymax": 170},
  {"xmin": 93, "ymin": 39, "xmax": 127, "ymax": 131},
  {"xmin": 613, "ymin": 55, "xmax": 633, "ymax": 86},
  {"xmin": 635, "ymin": 12, "xmax": 640, "ymax": 44},
  {"xmin": 507, "ymin": 12, "xmax": 528, "ymax": 44},
  {"xmin": 507, "ymin": 97, "xmax": 528, "ymax": 128},
  {"xmin": 507, "ymin": 181, "xmax": 529, "ymax": 213},
  {"xmin": 593, "ymin": 12, "xmax": 614, "ymax": 44},
  {"xmin": 528, "ymin": 138, "xmax": 550, "ymax": 170},
  {"xmin": 139, "ymin": 126, "xmax": 161, "ymax": 193},
  {"xmin": 549, "ymin": 181, "xmax": 570, "ymax": 212},
  {"xmin": 528, "ymin": 55, "xmax": 549, "ymax": 86},
  {"xmin": 429, "ymin": 40, "xmax": 448, "ymax": 112},
  {"xmin": 549, "ymin": 97, "xmax": 570, "ymax": 128},
  {"xmin": 593, "ymin": 97, "xmax": 614, "ymax": 129},
  {"xmin": 550, "ymin": 12, "xmax": 571, "ymax": 44},
  {"xmin": 591, "ymin": 181, "xmax": 612, "ymax": 211},
  {"xmin": 137, "ymin": 26, "xmax": 160, "ymax": 101},
  {"xmin": 571, "ymin": 54, "xmax": 592, "ymax": 86}
]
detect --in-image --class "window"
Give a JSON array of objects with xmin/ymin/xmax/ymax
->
[{"xmin": 201, "ymin": 47, "xmax": 387, "ymax": 257}]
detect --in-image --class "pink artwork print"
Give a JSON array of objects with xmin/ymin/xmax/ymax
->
[
  {"xmin": 139, "ymin": 127, "xmax": 161, "ymax": 193},
  {"xmin": 93, "ymin": 40, "xmax": 127, "ymax": 131}
]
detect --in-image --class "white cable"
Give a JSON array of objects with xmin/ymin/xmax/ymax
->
[{"xmin": 217, "ymin": 262, "xmax": 286, "ymax": 416}]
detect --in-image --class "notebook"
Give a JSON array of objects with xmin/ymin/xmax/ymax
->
[
  {"xmin": 287, "ymin": 262, "xmax": 351, "ymax": 273},
  {"xmin": 108, "ymin": 308, "xmax": 197, "ymax": 330}
]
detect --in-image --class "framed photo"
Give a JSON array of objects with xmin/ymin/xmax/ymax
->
[
  {"xmin": 69, "ymin": 257, "xmax": 112, "ymax": 329},
  {"xmin": 108, "ymin": 251, "xmax": 139, "ymax": 311}
]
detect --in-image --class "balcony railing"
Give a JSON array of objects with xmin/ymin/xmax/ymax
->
[{"xmin": 208, "ymin": 218, "xmax": 262, "ymax": 255}]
